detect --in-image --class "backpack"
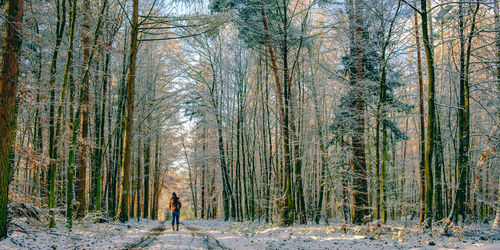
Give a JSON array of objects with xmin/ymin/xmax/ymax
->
[{"xmin": 172, "ymin": 197, "xmax": 181, "ymax": 211}]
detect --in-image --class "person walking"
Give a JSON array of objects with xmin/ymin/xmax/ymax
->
[{"xmin": 169, "ymin": 192, "xmax": 182, "ymax": 231}]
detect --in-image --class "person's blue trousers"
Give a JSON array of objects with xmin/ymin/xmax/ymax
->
[{"xmin": 172, "ymin": 211, "xmax": 180, "ymax": 225}]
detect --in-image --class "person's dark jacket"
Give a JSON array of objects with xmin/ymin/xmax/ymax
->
[{"xmin": 169, "ymin": 197, "xmax": 182, "ymax": 212}]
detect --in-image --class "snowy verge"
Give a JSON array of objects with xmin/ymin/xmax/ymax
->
[
  {"xmin": 0, "ymin": 215, "xmax": 160, "ymax": 249},
  {"xmin": 182, "ymin": 219, "xmax": 500, "ymax": 250}
]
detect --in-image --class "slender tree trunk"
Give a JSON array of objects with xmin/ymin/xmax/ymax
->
[
  {"xmin": 61, "ymin": 0, "xmax": 77, "ymax": 228},
  {"xmin": 281, "ymin": 1, "xmax": 295, "ymax": 227},
  {"xmin": 381, "ymin": 118, "xmax": 388, "ymax": 224},
  {"xmin": 259, "ymin": 1, "xmax": 292, "ymax": 226},
  {"xmin": 92, "ymin": 47, "xmax": 111, "ymax": 212},
  {"xmin": 47, "ymin": 0, "xmax": 67, "ymax": 228},
  {"xmin": 493, "ymin": 0, "xmax": 500, "ymax": 231},
  {"xmin": 143, "ymin": 135, "xmax": 151, "ymax": 218},
  {"xmin": 434, "ymin": 110, "xmax": 444, "ymax": 220},
  {"xmin": 0, "ymin": 0, "xmax": 24, "ymax": 238},
  {"xmin": 419, "ymin": 0, "xmax": 436, "ymax": 229},
  {"xmin": 378, "ymin": 2, "xmax": 400, "ymax": 224},
  {"xmin": 130, "ymin": 156, "xmax": 135, "ymax": 218},
  {"xmin": 75, "ymin": 0, "xmax": 91, "ymax": 218},
  {"xmin": 184, "ymin": 139, "xmax": 197, "ymax": 218},
  {"xmin": 136, "ymin": 139, "xmax": 142, "ymax": 219},
  {"xmin": 109, "ymin": 32, "xmax": 129, "ymax": 219},
  {"xmin": 235, "ymin": 94, "xmax": 243, "ymax": 221},
  {"xmin": 259, "ymin": 58, "xmax": 271, "ymax": 223},
  {"xmin": 200, "ymin": 128, "xmax": 206, "ymax": 219},
  {"xmin": 76, "ymin": 0, "xmax": 108, "ymax": 218},
  {"xmin": 151, "ymin": 131, "xmax": 161, "ymax": 220},
  {"xmin": 312, "ymin": 82, "xmax": 328, "ymax": 224},
  {"xmin": 29, "ymin": 1, "xmax": 44, "ymax": 199},
  {"xmin": 118, "ymin": 0, "xmax": 139, "ymax": 222},
  {"xmin": 451, "ymin": 0, "xmax": 479, "ymax": 223},
  {"xmin": 210, "ymin": 54, "xmax": 235, "ymax": 221},
  {"xmin": 292, "ymin": 77, "xmax": 306, "ymax": 225},
  {"xmin": 413, "ymin": 7, "xmax": 426, "ymax": 225}
]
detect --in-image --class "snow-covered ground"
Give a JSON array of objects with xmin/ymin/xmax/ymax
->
[
  {"xmin": 1, "ymin": 217, "xmax": 500, "ymax": 249},
  {"xmin": 178, "ymin": 219, "xmax": 500, "ymax": 250},
  {"xmin": 0, "ymin": 216, "xmax": 161, "ymax": 249}
]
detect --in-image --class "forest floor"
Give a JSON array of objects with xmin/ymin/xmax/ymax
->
[{"xmin": 1, "ymin": 214, "xmax": 500, "ymax": 249}]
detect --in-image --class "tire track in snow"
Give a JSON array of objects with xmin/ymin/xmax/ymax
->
[
  {"xmin": 186, "ymin": 225, "xmax": 228, "ymax": 250},
  {"xmin": 124, "ymin": 223, "xmax": 166, "ymax": 249}
]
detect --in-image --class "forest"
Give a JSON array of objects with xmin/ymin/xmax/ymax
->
[{"xmin": 0, "ymin": 0, "xmax": 499, "ymax": 249}]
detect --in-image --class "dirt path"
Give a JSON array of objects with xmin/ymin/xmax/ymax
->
[
  {"xmin": 123, "ymin": 222, "xmax": 228, "ymax": 249},
  {"xmin": 124, "ymin": 223, "xmax": 167, "ymax": 249},
  {"xmin": 185, "ymin": 225, "xmax": 228, "ymax": 250}
]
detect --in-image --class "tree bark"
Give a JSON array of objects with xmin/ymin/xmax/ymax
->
[
  {"xmin": 75, "ymin": 0, "xmax": 90, "ymax": 218},
  {"xmin": 200, "ymin": 127, "xmax": 206, "ymax": 219},
  {"xmin": 451, "ymin": 0, "xmax": 479, "ymax": 223},
  {"xmin": 350, "ymin": 0, "xmax": 369, "ymax": 225},
  {"xmin": 108, "ymin": 30, "xmax": 129, "ymax": 219},
  {"xmin": 152, "ymin": 131, "xmax": 161, "ymax": 220},
  {"xmin": 143, "ymin": 135, "xmax": 151, "ymax": 218},
  {"xmin": 92, "ymin": 45, "xmax": 111, "ymax": 212},
  {"xmin": 118, "ymin": 0, "xmax": 139, "ymax": 222},
  {"xmin": 61, "ymin": 0, "xmax": 77, "ymax": 228},
  {"xmin": 47, "ymin": 0, "xmax": 67, "ymax": 228},
  {"xmin": 434, "ymin": 110, "xmax": 445, "ymax": 221},
  {"xmin": 493, "ymin": 0, "xmax": 500, "ymax": 231},
  {"xmin": 413, "ymin": 7, "xmax": 426, "ymax": 226},
  {"xmin": 419, "ymin": 0, "xmax": 436, "ymax": 229},
  {"xmin": 135, "ymin": 139, "xmax": 142, "ymax": 219},
  {"xmin": 76, "ymin": 0, "xmax": 108, "ymax": 218},
  {"xmin": 0, "ymin": 0, "xmax": 24, "ymax": 239},
  {"xmin": 184, "ymin": 139, "xmax": 197, "ymax": 218},
  {"xmin": 259, "ymin": 1, "xmax": 293, "ymax": 226}
]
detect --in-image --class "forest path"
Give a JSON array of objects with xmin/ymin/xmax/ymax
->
[
  {"xmin": 124, "ymin": 220, "xmax": 228, "ymax": 249},
  {"xmin": 124, "ymin": 222, "xmax": 167, "ymax": 249}
]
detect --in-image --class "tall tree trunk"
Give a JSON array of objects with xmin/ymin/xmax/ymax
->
[
  {"xmin": 76, "ymin": 0, "xmax": 90, "ymax": 218},
  {"xmin": 350, "ymin": 0, "xmax": 369, "ymax": 225},
  {"xmin": 118, "ymin": 0, "xmax": 139, "ymax": 222},
  {"xmin": 47, "ymin": 0, "xmax": 67, "ymax": 228},
  {"xmin": 76, "ymin": 0, "xmax": 108, "ymax": 218},
  {"xmin": 29, "ymin": 1, "xmax": 44, "ymax": 199},
  {"xmin": 0, "ymin": 0, "xmax": 24, "ymax": 239},
  {"xmin": 292, "ymin": 74, "xmax": 306, "ymax": 225},
  {"xmin": 235, "ymin": 94, "xmax": 243, "ymax": 221},
  {"xmin": 413, "ymin": 7, "xmax": 426, "ymax": 226},
  {"xmin": 92, "ymin": 46, "xmax": 111, "ymax": 212},
  {"xmin": 109, "ymin": 31, "xmax": 129, "ymax": 219},
  {"xmin": 152, "ymin": 131, "xmax": 161, "ymax": 220},
  {"xmin": 281, "ymin": 1, "xmax": 295, "ymax": 227},
  {"xmin": 312, "ymin": 79, "xmax": 328, "ymax": 224},
  {"xmin": 434, "ymin": 110, "xmax": 445, "ymax": 220},
  {"xmin": 209, "ymin": 53, "xmax": 235, "ymax": 221},
  {"xmin": 451, "ymin": 0, "xmax": 479, "ymax": 223},
  {"xmin": 61, "ymin": 0, "xmax": 77, "ymax": 228},
  {"xmin": 184, "ymin": 139, "xmax": 197, "ymax": 218},
  {"xmin": 200, "ymin": 127, "xmax": 206, "ymax": 219},
  {"xmin": 376, "ymin": 2, "xmax": 400, "ymax": 223},
  {"xmin": 381, "ymin": 117, "xmax": 388, "ymax": 223},
  {"xmin": 136, "ymin": 139, "xmax": 142, "ymax": 219},
  {"xmin": 143, "ymin": 135, "xmax": 151, "ymax": 218},
  {"xmin": 419, "ymin": 0, "xmax": 436, "ymax": 229},
  {"xmin": 259, "ymin": 1, "xmax": 292, "ymax": 226},
  {"xmin": 493, "ymin": 0, "xmax": 500, "ymax": 231}
]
